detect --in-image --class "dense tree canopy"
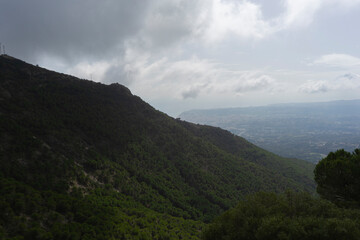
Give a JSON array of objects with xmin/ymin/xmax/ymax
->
[
  {"xmin": 203, "ymin": 149, "xmax": 360, "ymax": 240},
  {"xmin": 0, "ymin": 55, "xmax": 315, "ymax": 238},
  {"xmin": 314, "ymin": 149, "xmax": 360, "ymax": 207},
  {"xmin": 202, "ymin": 191, "xmax": 360, "ymax": 240}
]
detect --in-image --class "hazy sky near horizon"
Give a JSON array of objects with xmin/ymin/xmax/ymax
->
[{"xmin": 1, "ymin": 0, "xmax": 360, "ymax": 116}]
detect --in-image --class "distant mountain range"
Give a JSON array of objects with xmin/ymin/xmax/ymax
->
[
  {"xmin": 0, "ymin": 55, "xmax": 314, "ymax": 239},
  {"xmin": 179, "ymin": 99, "xmax": 360, "ymax": 163}
]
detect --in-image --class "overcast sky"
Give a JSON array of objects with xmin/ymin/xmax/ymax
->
[{"xmin": 2, "ymin": 0, "xmax": 360, "ymax": 116}]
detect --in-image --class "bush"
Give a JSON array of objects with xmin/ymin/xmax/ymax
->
[{"xmin": 202, "ymin": 191, "xmax": 360, "ymax": 240}]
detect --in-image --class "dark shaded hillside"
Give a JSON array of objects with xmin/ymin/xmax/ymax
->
[
  {"xmin": 0, "ymin": 55, "xmax": 314, "ymax": 239},
  {"xmin": 179, "ymin": 122, "xmax": 314, "ymax": 182}
]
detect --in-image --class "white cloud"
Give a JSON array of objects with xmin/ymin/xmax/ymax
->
[
  {"xmin": 234, "ymin": 73, "xmax": 274, "ymax": 92},
  {"xmin": 131, "ymin": 0, "xmax": 350, "ymax": 48},
  {"xmin": 280, "ymin": 0, "xmax": 323, "ymax": 28},
  {"xmin": 312, "ymin": 54, "xmax": 360, "ymax": 68},
  {"xmin": 67, "ymin": 61, "xmax": 112, "ymax": 83},
  {"xmin": 298, "ymin": 80, "xmax": 329, "ymax": 93},
  {"xmin": 299, "ymin": 72, "xmax": 360, "ymax": 93},
  {"xmin": 121, "ymin": 46, "xmax": 276, "ymax": 100},
  {"xmin": 335, "ymin": 73, "xmax": 360, "ymax": 88},
  {"xmin": 203, "ymin": 0, "xmax": 272, "ymax": 42},
  {"xmin": 200, "ymin": 0, "xmax": 360, "ymax": 44},
  {"xmin": 197, "ymin": 0, "xmax": 360, "ymax": 44},
  {"xmin": 274, "ymin": 0, "xmax": 360, "ymax": 33},
  {"xmin": 4, "ymin": 0, "xmax": 360, "ymax": 64},
  {"xmin": 36, "ymin": 54, "xmax": 113, "ymax": 83},
  {"xmin": 126, "ymin": 0, "xmax": 274, "ymax": 49},
  {"xmin": 332, "ymin": 0, "xmax": 360, "ymax": 7}
]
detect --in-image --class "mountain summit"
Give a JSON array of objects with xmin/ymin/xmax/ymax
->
[{"xmin": 0, "ymin": 55, "xmax": 314, "ymax": 239}]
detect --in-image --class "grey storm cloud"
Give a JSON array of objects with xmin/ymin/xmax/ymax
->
[
  {"xmin": 182, "ymin": 88, "xmax": 200, "ymax": 99},
  {"xmin": 103, "ymin": 64, "xmax": 133, "ymax": 86},
  {"xmin": 0, "ymin": 0, "xmax": 149, "ymax": 62},
  {"xmin": 139, "ymin": 1, "xmax": 205, "ymax": 49}
]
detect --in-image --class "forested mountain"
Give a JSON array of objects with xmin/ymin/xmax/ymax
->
[
  {"xmin": 0, "ymin": 55, "xmax": 314, "ymax": 239},
  {"xmin": 203, "ymin": 149, "xmax": 360, "ymax": 240},
  {"xmin": 179, "ymin": 100, "xmax": 360, "ymax": 162}
]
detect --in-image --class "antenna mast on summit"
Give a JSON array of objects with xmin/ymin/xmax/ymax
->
[{"xmin": 0, "ymin": 43, "xmax": 2, "ymax": 54}]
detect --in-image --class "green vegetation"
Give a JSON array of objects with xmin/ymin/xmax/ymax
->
[
  {"xmin": 204, "ymin": 149, "xmax": 360, "ymax": 240},
  {"xmin": 202, "ymin": 191, "xmax": 360, "ymax": 240},
  {"xmin": 0, "ymin": 55, "xmax": 315, "ymax": 238},
  {"xmin": 0, "ymin": 177, "xmax": 203, "ymax": 240},
  {"xmin": 314, "ymin": 149, "xmax": 360, "ymax": 207}
]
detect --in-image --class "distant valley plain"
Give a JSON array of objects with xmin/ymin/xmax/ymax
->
[{"xmin": 179, "ymin": 100, "xmax": 360, "ymax": 163}]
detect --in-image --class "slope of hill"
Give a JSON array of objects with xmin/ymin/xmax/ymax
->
[
  {"xmin": 0, "ymin": 55, "xmax": 314, "ymax": 239},
  {"xmin": 179, "ymin": 100, "xmax": 360, "ymax": 163}
]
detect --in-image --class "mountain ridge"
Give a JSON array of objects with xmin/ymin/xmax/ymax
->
[{"xmin": 0, "ymin": 55, "xmax": 315, "ymax": 239}]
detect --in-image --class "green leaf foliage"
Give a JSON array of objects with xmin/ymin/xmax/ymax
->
[
  {"xmin": 0, "ymin": 177, "xmax": 203, "ymax": 240},
  {"xmin": 202, "ymin": 191, "xmax": 360, "ymax": 240},
  {"xmin": 314, "ymin": 149, "xmax": 360, "ymax": 207},
  {"xmin": 0, "ymin": 55, "xmax": 315, "ymax": 238}
]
